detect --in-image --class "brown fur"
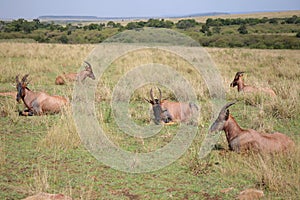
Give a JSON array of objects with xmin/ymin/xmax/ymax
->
[
  {"xmin": 210, "ymin": 102, "xmax": 294, "ymax": 153},
  {"xmin": 17, "ymin": 75, "xmax": 68, "ymax": 115},
  {"xmin": 160, "ymin": 100, "xmax": 196, "ymax": 122},
  {"xmin": 230, "ymin": 72, "xmax": 276, "ymax": 96},
  {"xmin": 55, "ymin": 61, "xmax": 95, "ymax": 85},
  {"xmin": 146, "ymin": 88, "xmax": 198, "ymax": 124},
  {"xmin": 55, "ymin": 75, "xmax": 65, "ymax": 85}
]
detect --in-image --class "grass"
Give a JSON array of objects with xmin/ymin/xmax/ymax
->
[{"xmin": 0, "ymin": 41, "xmax": 299, "ymax": 199}]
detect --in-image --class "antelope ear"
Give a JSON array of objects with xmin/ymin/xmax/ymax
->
[{"xmin": 144, "ymin": 98, "xmax": 153, "ymax": 104}]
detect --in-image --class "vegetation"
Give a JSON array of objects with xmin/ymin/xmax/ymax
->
[
  {"xmin": 0, "ymin": 41, "xmax": 299, "ymax": 199},
  {"xmin": 0, "ymin": 13, "xmax": 300, "ymax": 48}
]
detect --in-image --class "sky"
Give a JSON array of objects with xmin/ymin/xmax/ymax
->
[{"xmin": 0, "ymin": 0, "xmax": 299, "ymax": 19}]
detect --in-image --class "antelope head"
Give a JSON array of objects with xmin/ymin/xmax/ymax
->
[
  {"xmin": 230, "ymin": 71, "xmax": 244, "ymax": 87},
  {"xmin": 84, "ymin": 61, "xmax": 96, "ymax": 80},
  {"xmin": 16, "ymin": 74, "xmax": 30, "ymax": 102},
  {"xmin": 209, "ymin": 102, "xmax": 236, "ymax": 132},
  {"xmin": 145, "ymin": 88, "xmax": 166, "ymax": 125}
]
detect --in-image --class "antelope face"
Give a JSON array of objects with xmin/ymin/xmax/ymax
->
[
  {"xmin": 209, "ymin": 102, "xmax": 235, "ymax": 133},
  {"xmin": 16, "ymin": 82, "xmax": 23, "ymax": 102},
  {"xmin": 84, "ymin": 61, "xmax": 96, "ymax": 80},
  {"xmin": 145, "ymin": 88, "xmax": 170, "ymax": 125},
  {"xmin": 230, "ymin": 72, "xmax": 244, "ymax": 87}
]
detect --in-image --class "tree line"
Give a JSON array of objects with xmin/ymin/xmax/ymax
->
[{"xmin": 0, "ymin": 15, "xmax": 299, "ymax": 49}]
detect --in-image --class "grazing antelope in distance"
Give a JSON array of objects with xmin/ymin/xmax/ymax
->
[
  {"xmin": 230, "ymin": 72, "xmax": 276, "ymax": 96},
  {"xmin": 16, "ymin": 74, "xmax": 68, "ymax": 116},
  {"xmin": 145, "ymin": 88, "xmax": 198, "ymax": 125},
  {"xmin": 209, "ymin": 102, "xmax": 294, "ymax": 153},
  {"xmin": 55, "ymin": 61, "xmax": 95, "ymax": 85}
]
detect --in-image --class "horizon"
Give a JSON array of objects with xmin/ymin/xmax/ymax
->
[
  {"xmin": 0, "ymin": 0, "xmax": 299, "ymax": 20},
  {"xmin": 1, "ymin": 10, "xmax": 299, "ymax": 21}
]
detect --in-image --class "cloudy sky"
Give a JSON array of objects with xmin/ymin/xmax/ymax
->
[{"xmin": 0, "ymin": 0, "xmax": 299, "ymax": 19}]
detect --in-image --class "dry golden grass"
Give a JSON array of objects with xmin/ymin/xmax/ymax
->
[{"xmin": 168, "ymin": 10, "xmax": 300, "ymax": 23}]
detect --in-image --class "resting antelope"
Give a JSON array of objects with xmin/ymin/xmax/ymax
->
[
  {"xmin": 145, "ymin": 88, "xmax": 198, "ymax": 125},
  {"xmin": 16, "ymin": 74, "xmax": 68, "ymax": 116},
  {"xmin": 209, "ymin": 102, "xmax": 294, "ymax": 153},
  {"xmin": 55, "ymin": 61, "xmax": 95, "ymax": 85},
  {"xmin": 230, "ymin": 72, "xmax": 276, "ymax": 96}
]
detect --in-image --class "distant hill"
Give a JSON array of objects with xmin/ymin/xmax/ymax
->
[{"xmin": 38, "ymin": 12, "xmax": 229, "ymax": 21}]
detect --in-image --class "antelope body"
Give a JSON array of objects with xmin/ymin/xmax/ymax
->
[
  {"xmin": 230, "ymin": 72, "xmax": 276, "ymax": 96},
  {"xmin": 146, "ymin": 88, "xmax": 198, "ymax": 125},
  {"xmin": 17, "ymin": 74, "xmax": 68, "ymax": 115},
  {"xmin": 55, "ymin": 61, "xmax": 95, "ymax": 85},
  {"xmin": 210, "ymin": 102, "xmax": 294, "ymax": 153}
]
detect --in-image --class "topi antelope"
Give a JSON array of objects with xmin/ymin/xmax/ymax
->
[
  {"xmin": 16, "ymin": 74, "xmax": 68, "ymax": 116},
  {"xmin": 55, "ymin": 61, "xmax": 95, "ymax": 85},
  {"xmin": 209, "ymin": 102, "xmax": 294, "ymax": 153},
  {"xmin": 230, "ymin": 72, "xmax": 276, "ymax": 96},
  {"xmin": 145, "ymin": 88, "xmax": 198, "ymax": 125}
]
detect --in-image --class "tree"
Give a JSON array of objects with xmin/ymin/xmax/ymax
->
[
  {"xmin": 238, "ymin": 24, "xmax": 248, "ymax": 34},
  {"xmin": 200, "ymin": 24, "xmax": 209, "ymax": 33},
  {"xmin": 176, "ymin": 19, "xmax": 197, "ymax": 30},
  {"xmin": 59, "ymin": 35, "xmax": 68, "ymax": 43},
  {"xmin": 107, "ymin": 21, "xmax": 116, "ymax": 28}
]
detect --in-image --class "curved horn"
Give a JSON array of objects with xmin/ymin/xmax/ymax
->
[
  {"xmin": 218, "ymin": 102, "xmax": 236, "ymax": 120},
  {"xmin": 158, "ymin": 88, "xmax": 162, "ymax": 102},
  {"xmin": 16, "ymin": 75, "xmax": 20, "ymax": 83},
  {"xmin": 84, "ymin": 61, "xmax": 92, "ymax": 68},
  {"xmin": 150, "ymin": 88, "xmax": 154, "ymax": 102},
  {"xmin": 21, "ymin": 74, "xmax": 29, "ymax": 83},
  {"xmin": 236, "ymin": 71, "xmax": 245, "ymax": 77}
]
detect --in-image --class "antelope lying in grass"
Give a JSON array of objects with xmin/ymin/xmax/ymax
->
[
  {"xmin": 209, "ymin": 102, "xmax": 294, "ymax": 153},
  {"xmin": 16, "ymin": 74, "xmax": 68, "ymax": 116},
  {"xmin": 145, "ymin": 88, "xmax": 198, "ymax": 125},
  {"xmin": 230, "ymin": 72, "xmax": 276, "ymax": 96},
  {"xmin": 55, "ymin": 61, "xmax": 95, "ymax": 85}
]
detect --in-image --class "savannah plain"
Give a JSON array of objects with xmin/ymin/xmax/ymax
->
[{"xmin": 0, "ymin": 11, "xmax": 300, "ymax": 199}]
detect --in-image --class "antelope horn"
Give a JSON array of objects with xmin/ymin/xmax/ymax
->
[
  {"xmin": 158, "ymin": 88, "xmax": 162, "ymax": 102},
  {"xmin": 15, "ymin": 75, "xmax": 20, "ymax": 83},
  {"xmin": 150, "ymin": 88, "xmax": 154, "ymax": 102},
  {"xmin": 21, "ymin": 74, "xmax": 29, "ymax": 83},
  {"xmin": 84, "ymin": 61, "xmax": 92, "ymax": 68},
  {"xmin": 218, "ymin": 102, "xmax": 236, "ymax": 121}
]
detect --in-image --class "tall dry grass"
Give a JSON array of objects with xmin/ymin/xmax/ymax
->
[{"xmin": 0, "ymin": 42, "xmax": 299, "ymax": 198}]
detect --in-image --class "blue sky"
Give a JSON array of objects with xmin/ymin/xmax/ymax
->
[{"xmin": 0, "ymin": 0, "xmax": 299, "ymax": 19}]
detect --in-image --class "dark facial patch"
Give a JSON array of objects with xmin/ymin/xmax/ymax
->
[{"xmin": 16, "ymin": 83, "xmax": 23, "ymax": 102}]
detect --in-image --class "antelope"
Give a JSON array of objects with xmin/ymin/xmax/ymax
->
[
  {"xmin": 145, "ymin": 88, "xmax": 198, "ymax": 125},
  {"xmin": 230, "ymin": 72, "xmax": 276, "ymax": 96},
  {"xmin": 55, "ymin": 61, "xmax": 95, "ymax": 85},
  {"xmin": 209, "ymin": 102, "xmax": 294, "ymax": 153},
  {"xmin": 16, "ymin": 74, "xmax": 68, "ymax": 116}
]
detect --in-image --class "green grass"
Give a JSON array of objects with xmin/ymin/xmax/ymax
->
[{"xmin": 0, "ymin": 42, "xmax": 299, "ymax": 199}]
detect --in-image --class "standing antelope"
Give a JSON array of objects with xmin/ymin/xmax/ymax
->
[
  {"xmin": 16, "ymin": 74, "xmax": 68, "ymax": 116},
  {"xmin": 209, "ymin": 102, "xmax": 294, "ymax": 153},
  {"xmin": 55, "ymin": 61, "xmax": 95, "ymax": 85},
  {"xmin": 230, "ymin": 72, "xmax": 276, "ymax": 96},
  {"xmin": 145, "ymin": 88, "xmax": 198, "ymax": 125}
]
